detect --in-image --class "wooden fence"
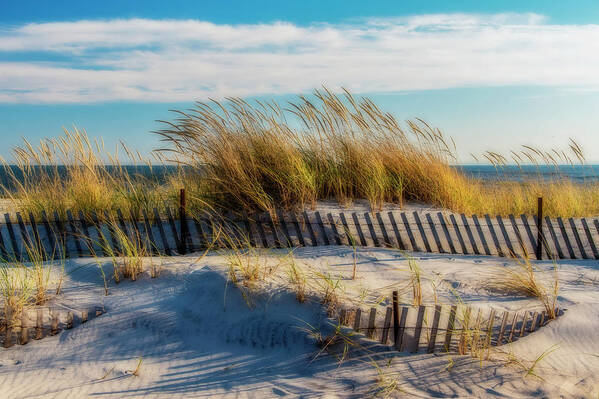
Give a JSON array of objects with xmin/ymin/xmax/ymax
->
[
  {"xmin": 337, "ymin": 301, "xmax": 557, "ymax": 354},
  {"xmin": 1, "ymin": 205, "xmax": 599, "ymax": 262},
  {"xmin": 2, "ymin": 305, "xmax": 104, "ymax": 348}
]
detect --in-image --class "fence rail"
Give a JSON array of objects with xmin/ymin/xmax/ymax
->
[{"xmin": 1, "ymin": 205, "xmax": 599, "ymax": 262}]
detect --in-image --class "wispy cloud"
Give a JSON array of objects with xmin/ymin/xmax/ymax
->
[{"xmin": 1, "ymin": 13, "xmax": 598, "ymax": 103}]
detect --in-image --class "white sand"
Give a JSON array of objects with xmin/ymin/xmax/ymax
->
[{"xmin": 1, "ymin": 247, "xmax": 598, "ymax": 398}]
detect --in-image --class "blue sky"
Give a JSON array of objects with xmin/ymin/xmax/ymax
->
[{"xmin": 1, "ymin": 1, "xmax": 599, "ymax": 162}]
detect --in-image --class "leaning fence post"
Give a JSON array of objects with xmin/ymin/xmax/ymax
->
[
  {"xmin": 536, "ymin": 197, "xmax": 543, "ymax": 260},
  {"xmin": 179, "ymin": 188, "xmax": 187, "ymax": 255}
]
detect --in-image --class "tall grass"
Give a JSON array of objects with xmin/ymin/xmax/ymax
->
[
  {"xmin": 0, "ymin": 128, "xmax": 203, "ymax": 218},
  {"xmin": 156, "ymin": 88, "xmax": 599, "ymax": 216},
  {"xmin": 2, "ymin": 89, "xmax": 597, "ymax": 218}
]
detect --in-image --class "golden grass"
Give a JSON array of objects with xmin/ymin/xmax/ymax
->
[
  {"xmin": 484, "ymin": 256, "xmax": 559, "ymax": 319},
  {"xmin": 1, "ymin": 89, "xmax": 597, "ymax": 219},
  {"xmin": 155, "ymin": 88, "xmax": 599, "ymax": 216}
]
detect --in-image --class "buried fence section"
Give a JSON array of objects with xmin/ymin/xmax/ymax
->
[
  {"xmin": 3, "ymin": 305, "xmax": 104, "ymax": 348},
  {"xmin": 336, "ymin": 302, "xmax": 557, "ymax": 354}
]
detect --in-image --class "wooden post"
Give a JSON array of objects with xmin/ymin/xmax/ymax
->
[
  {"xmin": 20, "ymin": 311, "xmax": 28, "ymax": 345},
  {"xmin": 392, "ymin": 291, "xmax": 400, "ymax": 348},
  {"xmin": 50, "ymin": 310, "xmax": 59, "ymax": 335},
  {"xmin": 536, "ymin": 197, "xmax": 543, "ymax": 260},
  {"xmin": 35, "ymin": 308, "xmax": 43, "ymax": 339},
  {"xmin": 179, "ymin": 188, "xmax": 187, "ymax": 255}
]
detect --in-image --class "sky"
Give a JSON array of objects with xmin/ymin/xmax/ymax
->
[{"xmin": 1, "ymin": 0, "xmax": 599, "ymax": 163}]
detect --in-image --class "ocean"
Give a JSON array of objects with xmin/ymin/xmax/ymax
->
[{"xmin": 0, "ymin": 164, "xmax": 598, "ymax": 188}]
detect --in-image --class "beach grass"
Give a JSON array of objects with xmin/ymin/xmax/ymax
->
[{"xmin": 1, "ymin": 89, "xmax": 598, "ymax": 218}]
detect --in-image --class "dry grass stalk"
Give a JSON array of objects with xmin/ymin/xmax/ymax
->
[{"xmin": 485, "ymin": 255, "xmax": 559, "ymax": 319}]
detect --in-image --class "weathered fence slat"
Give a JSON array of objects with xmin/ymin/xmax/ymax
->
[
  {"xmin": 142, "ymin": 209, "xmax": 159, "ymax": 255},
  {"xmin": 302, "ymin": 211, "xmax": 318, "ymax": 247},
  {"xmin": 314, "ymin": 211, "xmax": 330, "ymax": 246},
  {"xmin": 444, "ymin": 305, "xmax": 457, "ymax": 352},
  {"xmin": 401, "ymin": 212, "xmax": 419, "ymax": 252},
  {"xmin": 412, "ymin": 305, "xmax": 426, "ymax": 353},
  {"xmin": 91, "ymin": 211, "xmax": 108, "ymax": 257},
  {"xmin": 78, "ymin": 210, "xmax": 94, "ymax": 255},
  {"xmin": 413, "ymin": 212, "xmax": 432, "ymax": 253},
  {"xmin": 497, "ymin": 216, "xmax": 515, "ymax": 257},
  {"xmin": 153, "ymin": 208, "xmax": 171, "ymax": 256},
  {"xmin": 353, "ymin": 308, "xmax": 362, "ymax": 332},
  {"xmin": 0, "ymin": 224, "xmax": 8, "ymax": 259},
  {"xmin": 427, "ymin": 304, "xmax": 442, "ymax": 353},
  {"xmin": 520, "ymin": 214, "xmax": 538, "ymax": 255},
  {"xmin": 16, "ymin": 212, "xmax": 32, "ymax": 257},
  {"xmin": 54, "ymin": 211, "xmax": 70, "ymax": 259},
  {"xmin": 509, "ymin": 214, "xmax": 527, "ymax": 256},
  {"xmin": 472, "ymin": 215, "xmax": 491, "ymax": 256},
  {"xmin": 4, "ymin": 213, "xmax": 20, "ymax": 260},
  {"xmin": 581, "ymin": 218, "xmax": 599, "ymax": 259},
  {"xmin": 557, "ymin": 217, "xmax": 576, "ymax": 259},
  {"xmin": 438, "ymin": 213, "xmax": 457, "ymax": 254},
  {"xmin": 426, "ymin": 213, "xmax": 445, "ymax": 253},
  {"xmin": 290, "ymin": 212, "xmax": 305, "ymax": 247},
  {"xmin": 545, "ymin": 217, "xmax": 564, "ymax": 259},
  {"xmin": 276, "ymin": 210, "xmax": 293, "ymax": 247},
  {"xmin": 485, "ymin": 309, "xmax": 496, "ymax": 348},
  {"xmin": 381, "ymin": 307, "xmax": 392, "ymax": 344},
  {"xmin": 104, "ymin": 210, "xmax": 120, "ymax": 253},
  {"xmin": 484, "ymin": 214, "xmax": 504, "ymax": 257},
  {"xmin": 396, "ymin": 306, "xmax": 409, "ymax": 351},
  {"xmin": 28, "ymin": 212, "xmax": 44, "ymax": 260},
  {"xmin": 253, "ymin": 214, "xmax": 268, "ymax": 248},
  {"xmin": 507, "ymin": 312, "xmax": 519, "ymax": 343},
  {"xmin": 375, "ymin": 212, "xmax": 392, "ymax": 248},
  {"xmin": 569, "ymin": 218, "xmax": 588, "ymax": 259},
  {"xmin": 364, "ymin": 213, "xmax": 380, "ymax": 247},
  {"xmin": 388, "ymin": 212, "xmax": 406, "ymax": 250},
  {"xmin": 367, "ymin": 307, "xmax": 377, "ymax": 338},
  {"xmin": 496, "ymin": 311, "xmax": 509, "ymax": 346},
  {"xmin": 166, "ymin": 207, "xmax": 182, "ymax": 253},
  {"xmin": 519, "ymin": 312, "xmax": 529, "ymax": 338},
  {"xmin": 266, "ymin": 212, "xmax": 282, "ymax": 248},
  {"xmin": 460, "ymin": 214, "xmax": 479, "ymax": 255},
  {"xmin": 66, "ymin": 210, "xmax": 82, "ymax": 257}
]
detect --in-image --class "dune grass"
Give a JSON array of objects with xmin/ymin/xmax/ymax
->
[
  {"xmin": 155, "ymin": 88, "xmax": 599, "ymax": 216},
  {"xmin": 0, "ymin": 89, "xmax": 597, "ymax": 218}
]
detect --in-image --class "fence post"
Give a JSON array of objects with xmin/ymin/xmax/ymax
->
[
  {"xmin": 536, "ymin": 197, "xmax": 543, "ymax": 260},
  {"xmin": 392, "ymin": 290, "xmax": 399, "ymax": 349},
  {"xmin": 179, "ymin": 188, "xmax": 187, "ymax": 255}
]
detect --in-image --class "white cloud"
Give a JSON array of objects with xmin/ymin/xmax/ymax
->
[{"xmin": 1, "ymin": 14, "xmax": 599, "ymax": 103}]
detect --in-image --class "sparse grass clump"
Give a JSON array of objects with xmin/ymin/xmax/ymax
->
[{"xmin": 485, "ymin": 256, "xmax": 559, "ymax": 319}]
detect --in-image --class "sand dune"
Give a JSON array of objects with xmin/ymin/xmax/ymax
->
[{"xmin": 1, "ymin": 247, "xmax": 598, "ymax": 398}]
